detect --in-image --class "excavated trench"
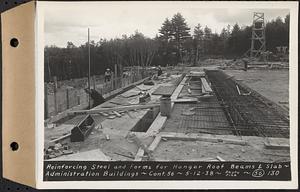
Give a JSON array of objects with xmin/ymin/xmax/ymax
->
[{"xmin": 130, "ymin": 107, "xmax": 160, "ymax": 132}]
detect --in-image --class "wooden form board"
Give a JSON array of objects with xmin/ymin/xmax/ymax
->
[
  {"xmin": 70, "ymin": 103, "xmax": 160, "ymax": 114},
  {"xmin": 145, "ymin": 76, "xmax": 188, "ymax": 137},
  {"xmin": 134, "ymin": 131, "xmax": 248, "ymax": 161},
  {"xmin": 134, "ymin": 76, "xmax": 189, "ymax": 160},
  {"xmin": 201, "ymin": 77, "xmax": 213, "ymax": 93},
  {"xmin": 154, "ymin": 132, "xmax": 246, "ymax": 152},
  {"xmin": 160, "ymin": 132, "xmax": 247, "ymax": 145}
]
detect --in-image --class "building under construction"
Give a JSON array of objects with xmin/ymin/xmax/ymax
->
[
  {"xmin": 44, "ymin": 66, "xmax": 290, "ymax": 162},
  {"xmin": 43, "ymin": 12, "xmax": 290, "ymax": 162}
]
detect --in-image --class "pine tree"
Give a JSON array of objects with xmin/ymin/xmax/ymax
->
[
  {"xmin": 170, "ymin": 13, "xmax": 191, "ymax": 64},
  {"xmin": 158, "ymin": 18, "xmax": 174, "ymax": 65},
  {"xmin": 203, "ymin": 26, "xmax": 212, "ymax": 55},
  {"xmin": 193, "ymin": 24, "xmax": 204, "ymax": 64},
  {"xmin": 159, "ymin": 18, "xmax": 173, "ymax": 42},
  {"xmin": 194, "ymin": 24, "xmax": 204, "ymax": 41}
]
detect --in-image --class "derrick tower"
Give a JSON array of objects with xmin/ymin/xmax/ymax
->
[{"xmin": 250, "ymin": 12, "xmax": 266, "ymax": 58}]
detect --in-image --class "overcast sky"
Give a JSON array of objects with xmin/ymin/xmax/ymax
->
[{"xmin": 42, "ymin": 2, "xmax": 290, "ymax": 47}]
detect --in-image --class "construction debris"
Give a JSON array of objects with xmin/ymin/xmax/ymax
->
[{"xmin": 70, "ymin": 115, "xmax": 95, "ymax": 142}]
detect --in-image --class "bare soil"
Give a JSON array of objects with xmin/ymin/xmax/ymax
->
[
  {"xmin": 153, "ymin": 136, "xmax": 290, "ymax": 162},
  {"xmin": 224, "ymin": 69, "xmax": 289, "ymax": 109}
]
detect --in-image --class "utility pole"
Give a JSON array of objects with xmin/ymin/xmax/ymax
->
[{"xmin": 88, "ymin": 28, "xmax": 91, "ymax": 109}]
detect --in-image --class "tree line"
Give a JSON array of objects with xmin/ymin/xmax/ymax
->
[{"xmin": 45, "ymin": 12, "xmax": 289, "ymax": 82}]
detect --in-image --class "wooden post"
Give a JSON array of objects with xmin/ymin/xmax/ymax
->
[
  {"xmin": 119, "ymin": 64, "xmax": 123, "ymax": 89},
  {"xmin": 110, "ymin": 73, "xmax": 114, "ymax": 92},
  {"xmin": 93, "ymin": 75, "xmax": 96, "ymax": 90},
  {"xmin": 44, "ymin": 83, "xmax": 48, "ymax": 119},
  {"xmin": 114, "ymin": 64, "xmax": 118, "ymax": 89},
  {"xmin": 53, "ymin": 76, "xmax": 57, "ymax": 114},
  {"xmin": 66, "ymin": 88, "xmax": 70, "ymax": 109},
  {"xmin": 130, "ymin": 68, "xmax": 133, "ymax": 83},
  {"xmin": 77, "ymin": 91, "xmax": 80, "ymax": 105},
  {"xmin": 88, "ymin": 28, "xmax": 91, "ymax": 109},
  {"xmin": 114, "ymin": 64, "xmax": 118, "ymax": 78}
]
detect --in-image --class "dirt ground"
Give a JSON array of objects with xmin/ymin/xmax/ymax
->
[
  {"xmin": 45, "ymin": 74, "xmax": 182, "ymax": 160},
  {"xmin": 223, "ymin": 69, "xmax": 289, "ymax": 109},
  {"xmin": 153, "ymin": 135, "xmax": 290, "ymax": 162}
]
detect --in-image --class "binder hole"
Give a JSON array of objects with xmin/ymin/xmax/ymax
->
[
  {"xmin": 10, "ymin": 38, "xmax": 19, "ymax": 47},
  {"xmin": 10, "ymin": 142, "xmax": 19, "ymax": 151}
]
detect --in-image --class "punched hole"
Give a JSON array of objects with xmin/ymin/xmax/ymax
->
[
  {"xmin": 10, "ymin": 38, "xmax": 19, "ymax": 47},
  {"xmin": 10, "ymin": 142, "xmax": 19, "ymax": 151}
]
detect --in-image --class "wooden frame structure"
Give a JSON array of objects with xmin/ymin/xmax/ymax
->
[{"xmin": 250, "ymin": 12, "xmax": 266, "ymax": 58}]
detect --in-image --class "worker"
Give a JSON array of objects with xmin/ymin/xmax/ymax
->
[
  {"xmin": 243, "ymin": 59, "xmax": 248, "ymax": 71},
  {"xmin": 157, "ymin": 65, "xmax": 162, "ymax": 76},
  {"xmin": 104, "ymin": 68, "xmax": 112, "ymax": 82},
  {"xmin": 84, "ymin": 88, "xmax": 105, "ymax": 107}
]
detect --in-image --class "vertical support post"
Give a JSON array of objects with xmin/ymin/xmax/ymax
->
[
  {"xmin": 114, "ymin": 64, "xmax": 118, "ymax": 89},
  {"xmin": 66, "ymin": 88, "xmax": 69, "ymax": 109},
  {"xmin": 44, "ymin": 83, "xmax": 48, "ymax": 119},
  {"xmin": 93, "ymin": 75, "xmax": 96, "ymax": 90},
  {"xmin": 111, "ymin": 73, "xmax": 114, "ymax": 92},
  {"xmin": 77, "ymin": 91, "xmax": 80, "ymax": 105},
  {"xmin": 88, "ymin": 28, "xmax": 91, "ymax": 109},
  {"xmin": 53, "ymin": 76, "xmax": 57, "ymax": 114}
]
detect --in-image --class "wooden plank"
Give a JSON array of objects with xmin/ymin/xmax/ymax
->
[
  {"xmin": 145, "ymin": 115, "xmax": 167, "ymax": 136},
  {"xmin": 201, "ymin": 77, "xmax": 212, "ymax": 93},
  {"xmin": 134, "ymin": 148, "xmax": 144, "ymax": 161},
  {"xmin": 264, "ymin": 142, "xmax": 289, "ymax": 150},
  {"xmin": 236, "ymin": 85, "xmax": 241, "ymax": 95},
  {"xmin": 70, "ymin": 103, "xmax": 160, "ymax": 114},
  {"xmin": 133, "ymin": 75, "xmax": 188, "ymax": 145},
  {"xmin": 263, "ymin": 152, "xmax": 290, "ymax": 157},
  {"xmin": 154, "ymin": 158, "xmax": 218, "ymax": 161},
  {"xmin": 170, "ymin": 76, "xmax": 188, "ymax": 101},
  {"xmin": 113, "ymin": 111, "xmax": 122, "ymax": 117},
  {"xmin": 161, "ymin": 132, "xmax": 247, "ymax": 145},
  {"xmin": 129, "ymin": 133, "xmax": 153, "ymax": 159},
  {"xmin": 173, "ymin": 98, "xmax": 198, "ymax": 103},
  {"xmin": 148, "ymin": 135, "xmax": 162, "ymax": 151},
  {"xmin": 216, "ymin": 156, "xmax": 226, "ymax": 162},
  {"xmin": 48, "ymin": 133, "xmax": 71, "ymax": 144},
  {"xmin": 145, "ymin": 76, "xmax": 188, "ymax": 137},
  {"xmin": 188, "ymin": 71, "xmax": 205, "ymax": 77}
]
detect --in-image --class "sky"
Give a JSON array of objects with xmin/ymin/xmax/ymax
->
[{"xmin": 42, "ymin": 1, "xmax": 290, "ymax": 48}]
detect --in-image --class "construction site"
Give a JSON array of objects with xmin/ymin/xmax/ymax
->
[{"xmin": 44, "ymin": 12, "xmax": 290, "ymax": 163}]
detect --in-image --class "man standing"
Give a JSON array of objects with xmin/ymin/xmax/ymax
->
[
  {"xmin": 242, "ymin": 59, "xmax": 248, "ymax": 71},
  {"xmin": 157, "ymin": 65, "xmax": 162, "ymax": 76},
  {"xmin": 104, "ymin": 68, "xmax": 112, "ymax": 82}
]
